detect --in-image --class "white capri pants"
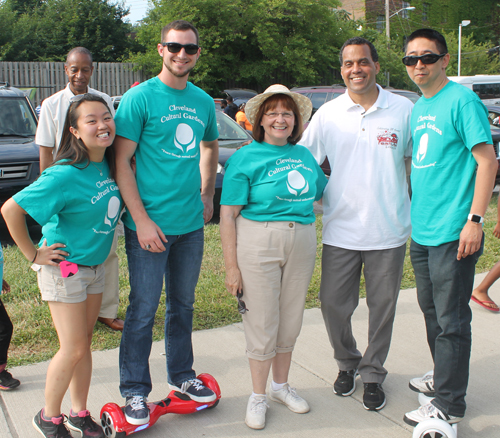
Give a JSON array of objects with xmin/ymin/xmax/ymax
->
[{"xmin": 236, "ymin": 215, "xmax": 317, "ymax": 361}]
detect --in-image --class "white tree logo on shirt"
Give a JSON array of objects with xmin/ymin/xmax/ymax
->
[
  {"xmin": 104, "ymin": 196, "xmax": 121, "ymax": 227},
  {"xmin": 287, "ymin": 170, "xmax": 309, "ymax": 196},
  {"xmin": 416, "ymin": 133, "xmax": 428, "ymax": 163},
  {"xmin": 174, "ymin": 123, "xmax": 196, "ymax": 153}
]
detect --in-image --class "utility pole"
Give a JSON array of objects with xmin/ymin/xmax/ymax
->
[
  {"xmin": 385, "ymin": 0, "xmax": 390, "ymax": 86},
  {"xmin": 385, "ymin": 0, "xmax": 390, "ymax": 41}
]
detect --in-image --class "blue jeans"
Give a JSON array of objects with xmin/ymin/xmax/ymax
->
[
  {"xmin": 119, "ymin": 226, "xmax": 204, "ymax": 398},
  {"xmin": 410, "ymin": 236, "xmax": 483, "ymax": 417}
]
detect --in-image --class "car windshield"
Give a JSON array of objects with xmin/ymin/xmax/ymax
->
[
  {"xmin": 394, "ymin": 91, "xmax": 420, "ymax": 104},
  {"xmin": 216, "ymin": 111, "xmax": 249, "ymax": 141},
  {"xmin": 0, "ymin": 97, "xmax": 37, "ymax": 136}
]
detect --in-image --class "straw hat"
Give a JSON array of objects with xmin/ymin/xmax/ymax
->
[{"xmin": 245, "ymin": 84, "xmax": 313, "ymax": 126}]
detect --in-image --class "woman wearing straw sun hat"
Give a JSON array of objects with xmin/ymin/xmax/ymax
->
[{"xmin": 220, "ymin": 84, "xmax": 328, "ymax": 429}]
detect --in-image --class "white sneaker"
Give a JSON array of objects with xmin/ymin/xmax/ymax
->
[
  {"xmin": 245, "ymin": 395, "xmax": 269, "ymax": 430},
  {"xmin": 269, "ymin": 384, "xmax": 310, "ymax": 414},
  {"xmin": 404, "ymin": 402, "xmax": 463, "ymax": 427},
  {"xmin": 409, "ymin": 371, "xmax": 435, "ymax": 396}
]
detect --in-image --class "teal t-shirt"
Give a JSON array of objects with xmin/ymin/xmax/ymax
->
[
  {"xmin": 114, "ymin": 77, "xmax": 219, "ymax": 234},
  {"xmin": 410, "ymin": 81, "xmax": 492, "ymax": 246},
  {"xmin": 13, "ymin": 159, "xmax": 122, "ymax": 265},
  {"xmin": 221, "ymin": 141, "xmax": 328, "ymax": 224}
]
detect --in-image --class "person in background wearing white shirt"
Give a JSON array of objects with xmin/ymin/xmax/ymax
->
[
  {"xmin": 35, "ymin": 47, "xmax": 123, "ymax": 331},
  {"xmin": 300, "ymin": 37, "xmax": 413, "ymax": 412}
]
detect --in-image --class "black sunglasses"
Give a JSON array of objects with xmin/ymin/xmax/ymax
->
[
  {"xmin": 161, "ymin": 42, "xmax": 199, "ymax": 55},
  {"xmin": 402, "ymin": 53, "xmax": 446, "ymax": 66},
  {"xmin": 237, "ymin": 291, "xmax": 248, "ymax": 315}
]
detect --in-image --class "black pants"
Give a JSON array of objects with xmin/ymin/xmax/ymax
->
[{"xmin": 0, "ymin": 297, "xmax": 13, "ymax": 366}]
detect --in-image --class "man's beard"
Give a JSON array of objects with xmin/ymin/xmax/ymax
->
[{"xmin": 164, "ymin": 59, "xmax": 194, "ymax": 78}]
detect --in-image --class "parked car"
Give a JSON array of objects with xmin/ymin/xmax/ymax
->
[
  {"xmin": 111, "ymin": 95, "xmax": 121, "ymax": 110},
  {"xmin": 214, "ymin": 109, "xmax": 253, "ymax": 215},
  {"xmin": 487, "ymin": 104, "xmax": 500, "ymax": 126},
  {"xmin": 384, "ymin": 88, "xmax": 421, "ymax": 104},
  {"xmin": 0, "ymin": 82, "xmax": 39, "ymax": 224},
  {"xmin": 291, "ymin": 85, "xmax": 347, "ymax": 116},
  {"xmin": 223, "ymin": 88, "xmax": 258, "ymax": 107},
  {"xmin": 473, "ymin": 105, "xmax": 500, "ymax": 185}
]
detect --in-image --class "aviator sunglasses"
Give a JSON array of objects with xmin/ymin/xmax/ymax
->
[
  {"xmin": 161, "ymin": 42, "xmax": 200, "ymax": 55},
  {"xmin": 236, "ymin": 291, "xmax": 249, "ymax": 315},
  {"xmin": 402, "ymin": 53, "xmax": 447, "ymax": 66}
]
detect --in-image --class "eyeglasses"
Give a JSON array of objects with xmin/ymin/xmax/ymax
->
[
  {"xmin": 402, "ymin": 53, "xmax": 446, "ymax": 66},
  {"xmin": 264, "ymin": 112, "xmax": 294, "ymax": 119},
  {"xmin": 237, "ymin": 291, "xmax": 249, "ymax": 315},
  {"xmin": 161, "ymin": 42, "xmax": 200, "ymax": 55}
]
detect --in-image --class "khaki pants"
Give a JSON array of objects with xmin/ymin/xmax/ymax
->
[
  {"xmin": 236, "ymin": 216, "xmax": 317, "ymax": 361},
  {"xmin": 99, "ymin": 229, "xmax": 120, "ymax": 318}
]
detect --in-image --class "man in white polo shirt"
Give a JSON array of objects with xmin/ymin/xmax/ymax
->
[
  {"xmin": 36, "ymin": 47, "xmax": 123, "ymax": 331},
  {"xmin": 301, "ymin": 37, "xmax": 413, "ymax": 411}
]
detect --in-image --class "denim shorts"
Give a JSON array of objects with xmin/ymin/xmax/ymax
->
[{"xmin": 34, "ymin": 263, "xmax": 105, "ymax": 303}]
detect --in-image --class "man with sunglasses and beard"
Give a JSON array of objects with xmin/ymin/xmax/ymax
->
[
  {"xmin": 114, "ymin": 20, "xmax": 219, "ymax": 426},
  {"xmin": 402, "ymin": 28, "xmax": 497, "ymax": 427}
]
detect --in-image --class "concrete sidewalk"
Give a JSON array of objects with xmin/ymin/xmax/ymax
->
[{"xmin": 1, "ymin": 273, "xmax": 499, "ymax": 438}]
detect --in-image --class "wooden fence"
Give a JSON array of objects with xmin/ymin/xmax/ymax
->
[{"xmin": 0, "ymin": 62, "xmax": 148, "ymax": 106}]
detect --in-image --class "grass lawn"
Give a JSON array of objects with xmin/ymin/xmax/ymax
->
[{"xmin": 3, "ymin": 195, "xmax": 500, "ymax": 367}]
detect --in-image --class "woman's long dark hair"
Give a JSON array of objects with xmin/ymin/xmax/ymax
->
[{"xmin": 54, "ymin": 94, "xmax": 116, "ymax": 180}]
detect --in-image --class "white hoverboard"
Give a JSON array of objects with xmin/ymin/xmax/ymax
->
[{"xmin": 412, "ymin": 371, "xmax": 458, "ymax": 438}]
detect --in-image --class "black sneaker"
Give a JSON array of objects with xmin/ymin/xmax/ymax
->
[
  {"xmin": 333, "ymin": 369, "xmax": 358, "ymax": 396},
  {"xmin": 124, "ymin": 396, "xmax": 150, "ymax": 425},
  {"xmin": 67, "ymin": 410, "xmax": 104, "ymax": 437},
  {"xmin": 32, "ymin": 409, "xmax": 72, "ymax": 438},
  {"xmin": 363, "ymin": 383, "xmax": 386, "ymax": 411},
  {"xmin": 0, "ymin": 369, "xmax": 20, "ymax": 390},
  {"xmin": 171, "ymin": 378, "xmax": 217, "ymax": 402}
]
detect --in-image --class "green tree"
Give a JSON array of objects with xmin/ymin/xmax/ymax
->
[
  {"xmin": 128, "ymin": 0, "xmax": 356, "ymax": 95},
  {"xmin": 0, "ymin": 0, "xmax": 141, "ymax": 62},
  {"xmin": 445, "ymin": 31, "xmax": 500, "ymax": 76}
]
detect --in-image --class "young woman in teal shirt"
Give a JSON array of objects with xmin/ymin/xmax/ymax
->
[{"xmin": 2, "ymin": 94, "xmax": 121, "ymax": 438}]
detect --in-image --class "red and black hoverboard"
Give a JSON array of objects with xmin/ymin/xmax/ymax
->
[{"xmin": 100, "ymin": 373, "xmax": 221, "ymax": 437}]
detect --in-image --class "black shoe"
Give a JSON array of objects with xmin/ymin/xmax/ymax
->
[
  {"xmin": 0, "ymin": 369, "xmax": 20, "ymax": 390},
  {"xmin": 171, "ymin": 378, "xmax": 217, "ymax": 402},
  {"xmin": 32, "ymin": 409, "xmax": 72, "ymax": 438},
  {"xmin": 67, "ymin": 410, "xmax": 104, "ymax": 437},
  {"xmin": 333, "ymin": 369, "xmax": 358, "ymax": 396},
  {"xmin": 363, "ymin": 383, "xmax": 386, "ymax": 411}
]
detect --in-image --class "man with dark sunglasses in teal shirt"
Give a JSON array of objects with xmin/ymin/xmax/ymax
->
[
  {"xmin": 403, "ymin": 28, "xmax": 497, "ymax": 428},
  {"xmin": 114, "ymin": 20, "xmax": 219, "ymax": 427}
]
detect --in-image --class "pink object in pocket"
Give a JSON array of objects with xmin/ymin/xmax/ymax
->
[{"xmin": 60, "ymin": 261, "xmax": 79, "ymax": 278}]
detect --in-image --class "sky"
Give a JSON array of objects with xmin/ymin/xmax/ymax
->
[{"xmin": 123, "ymin": 0, "xmax": 149, "ymax": 24}]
